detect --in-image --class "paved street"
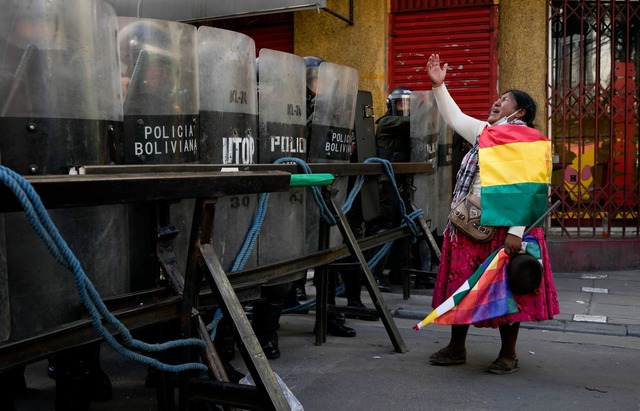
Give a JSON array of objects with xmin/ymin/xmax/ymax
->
[{"xmin": 14, "ymin": 269, "xmax": 640, "ymax": 410}]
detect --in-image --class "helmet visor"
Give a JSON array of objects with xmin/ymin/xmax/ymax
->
[{"xmin": 390, "ymin": 95, "xmax": 411, "ymax": 116}]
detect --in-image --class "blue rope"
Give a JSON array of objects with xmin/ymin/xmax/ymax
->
[
  {"xmin": 0, "ymin": 166, "xmax": 207, "ymax": 373},
  {"xmin": 231, "ymin": 156, "xmax": 335, "ymax": 273},
  {"xmin": 231, "ymin": 191, "xmax": 270, "ymax": 272},
  {"xmin": 230, "ymin": 157, "xmax": 425, "ymax": 272},
  {"xmin": 230, "ymin": 157, "xmax": 425, "ymax": 314},
  {"xmin": 206, "ymin": 308, "xmax": 224, "ymax": 340}
]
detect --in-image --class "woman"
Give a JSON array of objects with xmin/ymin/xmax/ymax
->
[{"xmin": 425, "ymin": 54, "xmax": 560, "ymax": 374}]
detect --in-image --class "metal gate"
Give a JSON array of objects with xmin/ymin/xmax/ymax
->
[{"xmin": 548, "ymin": 0, "xmax": 640, "ymax": 238}]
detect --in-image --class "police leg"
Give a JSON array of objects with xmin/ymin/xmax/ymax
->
[
  {"xmin": 292, "ymin": 275, "xmax": 307, "ymax": 301},
  {"xmin": 342, "ymin": 264, "xmax": 362, "ymax": 307},
  {"xmin": 314, "ymin": 267, "xmax": 356, "ymax": 337},
  {"xmin": 252, "ymin": 283, "xmax": 291, "ymax": 359},
  {"xmin": 0, "ymin": 366, "xmax": 26, "ymax": 410},
  {"xmin": 342, "ymin": 264, "xmax": 379, "ymax": 321},
  {"xmin": 51, "ymin": 342, "xmax": 111, "ymax": 411}
]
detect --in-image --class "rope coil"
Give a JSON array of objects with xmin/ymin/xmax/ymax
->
[
  {"xmin": 0, "ymin": 166, "xmax": 207, "ymax": 373},
  {"xmin": 228, "ymin": 157, "xmax": 426, "ymax": 315}
]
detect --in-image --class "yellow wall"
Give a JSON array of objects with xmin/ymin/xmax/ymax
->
[
  {"xmin": 497, "ymin": 1, "xmax": 548, "ymax": 134},
  {"xmin": 295, "ymin": 0, "xmax": 389, "ymax": 119}
]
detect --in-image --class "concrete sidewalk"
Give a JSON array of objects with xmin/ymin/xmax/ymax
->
[{"xmin": 373, "ymin": 269, "xmax": 640, "ymax": 338}]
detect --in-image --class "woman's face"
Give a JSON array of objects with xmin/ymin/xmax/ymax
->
[{"xmin": 487, "ymin": 92, "xmax": 520, "ymax": 125}]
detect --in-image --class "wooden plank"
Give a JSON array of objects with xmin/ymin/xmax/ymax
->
[
  {"xmin": 327, "ymin": 194, "xmax": 408, "ymax": 353},
  {"xmin": 0, "ymin": 170, "xmax": 292, "ymax": 211},
  {"xmin": 199, "ymin": 243, "xmax": 290, "ymax": 411}
]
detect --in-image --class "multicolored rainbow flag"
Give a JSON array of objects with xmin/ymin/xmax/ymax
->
[
  {"xmin": 479, "ymin": 124, "xmax": 552, "ymax": 227},
  {"xmin": 413, "ymin": 235, "xmax": 542, "ymax": 329},
  {"xmin": 413, "ymin": 248, "xmax": 516, "ymax": 329}
]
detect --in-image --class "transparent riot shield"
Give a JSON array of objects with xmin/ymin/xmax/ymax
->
[
  {"xmin": 257, "ymin": 49, "xmax": 307, "ymax": 164},
  {"xmin": 306, "ymin": 62, "xmax": 359, "ymax": 250},
  {"xmin": 198, "ymin": 27, "xmax": 258, "ymax": 271},
  {"xmin": 353, "ymin": 90, "xmax": 380, "ymax": 222},
  {"xmin": 119, "ymin": 18, "xmax": 199, "ymax": 289},
  {"xmin": 256, "ymin": 49, "xmax": 306, "ymax": 274},
  {"xmin": 410, "ymin": 91, "xmax": 440, "ymax": 231},
  {"xmin": 307, "ymin": 62, "xmax": 358, "ymax": 163},
  {"xmin": 119, "ymin": 17, "xmax": 199, "ymax": 164},
  {"xmin": 198, "ymin": 27, "xmax": 257, "ymax": 166},
  {"xmin": 435, "ymin": 120, "xmax": 453, "ymax": 235},
  {"xmin": 0, "ymin": 0, "xmax": 124, "ymax": 173},
  {"xmin": 0, "ymin": 0, "xmax": 128, "ymax": 341}
]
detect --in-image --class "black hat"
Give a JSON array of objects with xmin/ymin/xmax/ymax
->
[{"xmin": 507, "ymin": 253, "xmax": 542, "ymax": 295}]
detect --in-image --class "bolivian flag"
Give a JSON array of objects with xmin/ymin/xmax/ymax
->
[{"xmin": 479, "ymin": 124, "xmax": 552, "ymax": 227}]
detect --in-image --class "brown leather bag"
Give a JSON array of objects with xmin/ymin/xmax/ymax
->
[{"xmin": 449, "ymin": 194, "xmax": 496, "ymax": 242}]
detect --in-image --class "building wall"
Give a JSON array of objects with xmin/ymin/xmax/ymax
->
[
  {"xmin": 295, "ymin": 1, "xmax": 549, "ymax": 130},
  {"xmin": 497, "ymin": 1, "xmax": 548, "ymax": 134},
  {"xmin": 294, "ymin": 0, "xmax": 389, "ymax": 120}
]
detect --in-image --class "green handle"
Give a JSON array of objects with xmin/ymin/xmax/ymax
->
[{"xmin": 289, "ymin": 173, "xmax": 335, "ymax": 187}]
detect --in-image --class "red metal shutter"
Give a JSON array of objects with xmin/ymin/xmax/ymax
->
[
  {"xmin": 389, "ymin": 4, "xmax": 498, "ymax": 120},
  {"xmin": 199, "ymin": 12, "xmax": 294, "ymax": 56}
]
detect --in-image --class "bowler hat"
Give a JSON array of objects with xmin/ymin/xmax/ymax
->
[{"xmin": 507, "ymin": 253, "xmax": 542, "ymax": 294}]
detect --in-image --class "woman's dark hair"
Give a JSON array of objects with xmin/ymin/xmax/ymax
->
[{"xmin": 505, "ymin": 89, "xmax": 537, "ymax": 128}]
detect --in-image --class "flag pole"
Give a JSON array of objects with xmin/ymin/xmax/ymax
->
[{"xmin": 524, "ymin": 200, "xmax": 560, "ymax": 235}]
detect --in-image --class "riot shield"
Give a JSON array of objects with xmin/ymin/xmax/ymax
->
[
  {"xmin": 0, "ymin": 0, "xmax": 128, "ymax": 341},
  {"xmin": 0, "ymin": 0, "xmax": 124, "ymax": 173},
  {"xmin": 307, "ymin": 62, "xmax": 358, "ymax": 163},
  {"xmin": 353, "ymin": 90, "xmax": 380, "ymax": 222},
  {"xmin": 256, "ymin": 49, "xmax": 306, "ymax": 273},
  {"xmin": 306, "ymin": 62, "xmax": 359, "ymax": 250},
  {"xmin": 198, "ymin": 27, "xmax": 257, "ymax": 166},
  {"xmin": 119, "ymin": 18, "xmax": 200, "ymax": 289},
  {"xmin": 257, "ymin": 49, "xmax": 306, "ymax": 163},
  {"xmin": 410, "ymin": 91, "xmax": 440, "ymax": 231},
  {"xmin": 198, "ymin": 27, "xmax": 258, "ymax": 271},
  {"xmin": 435, "ymin": 118, "xmax": 453, "ymax": 235},
  {"xmin": 119, "ymin": 17, "xmax": 199, "ymax": 164}
]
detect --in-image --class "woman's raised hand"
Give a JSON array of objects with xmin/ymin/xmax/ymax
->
[{"xmin": 427, "ymin": 54, "xmax": 448, "ymax": 88}]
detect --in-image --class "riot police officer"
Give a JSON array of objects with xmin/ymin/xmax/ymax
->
[
  {"xmin": 376, "ymin": 86, "xmax": 413, "ymax": 163},
  {"xmin": 372, "ymin": 86, "xmax": 414, "ymax": 286},
  {"xmin": 303, "ymin": 56, "xmax": 356, "ymax": 337},
  {"xmin": 286, "ymin": 56, "xmax": 325, "ymax": 306}
]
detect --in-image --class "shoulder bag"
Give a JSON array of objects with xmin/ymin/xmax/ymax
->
[{"xmin": 449, "ymin": 193, "xmax": 495, "ymax": 243}]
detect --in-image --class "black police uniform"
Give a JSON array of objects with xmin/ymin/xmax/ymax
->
[{"xmin": 372, "ymin": 113, "xmax": 413, "ymax": 284}]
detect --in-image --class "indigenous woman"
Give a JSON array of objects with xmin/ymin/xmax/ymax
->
[{"xmin": 425, "ymin": 54, "xmax": 560, "ymax": 374}]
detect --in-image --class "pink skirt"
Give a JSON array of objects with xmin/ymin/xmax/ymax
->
[{"xmin": 432, "ymin": 226, "xmax": 560, "ymax": 328}]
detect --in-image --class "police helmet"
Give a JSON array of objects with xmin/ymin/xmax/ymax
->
[
  {"xmin": 303, "ymin": 56, "xmax": 325, "ymax": 95},
  {"xmin": 386, "ymin": 86, "xmax": 412, "ymax": 116},
  {"xmin": 119, "ymin": 20, "xmax": 171, "ymax": 77},
  {"xmin": 4, "ymin": 0, "xmax": 60, "ymax": 49}
]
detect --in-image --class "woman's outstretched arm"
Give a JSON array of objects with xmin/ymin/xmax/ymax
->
[{"xmin": 427, "ymin": 54, "xmax": 485, "ymax": 143}]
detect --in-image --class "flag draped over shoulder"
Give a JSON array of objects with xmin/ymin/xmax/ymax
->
[
  {"xmin": 479, "ymin": 124, "xmax": 552, "ymax": 227},
  {"xmin": 413, "ymin": 235, "xmax": 542, "ymax": 330}
]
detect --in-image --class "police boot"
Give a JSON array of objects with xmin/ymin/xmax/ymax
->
[
  {"xmin": 52, "ymin": 357, "xmax": 94, "ymax": 410},
  {"xmin": 327, "ymin": 314, "xmax": 356, "ymax": 337},
  {"xmin": 0, "ymin": 367, "xmax": 26, "ymax": 411},
  {"xmin": 52, "ymin": 345, "xmax": 112, "ymax": 410},
  {"xmin": 293, "ymin": 276, "xmax": 307, "ymax": 301},
  {"xmin": 283, "ymin": 284, "xmax": 310, "ymax": 314},
  {"xmin": 213, "ymin": 319, "xmax": 236, "ymax": 362},
  {"xmin": 252, "ymin": 299, "xmax": 285, "ymax": 360},
  {"xmin": 347, "ymin": 298, "xmax": 379, "ymax": 320}
]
